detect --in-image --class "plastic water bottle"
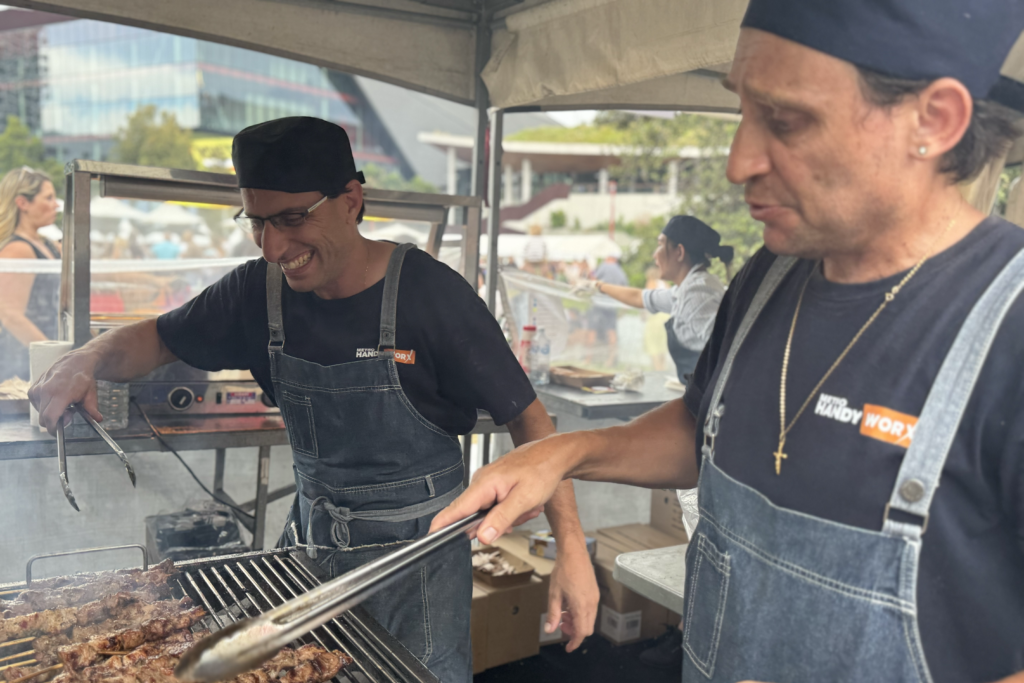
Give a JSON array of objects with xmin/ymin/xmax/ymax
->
[{"xmin": 529, "ymin": 328, "xmax": 551, "ymax": 386}]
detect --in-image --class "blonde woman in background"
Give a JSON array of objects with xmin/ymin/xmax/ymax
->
[{"xmin": 0, "ymin": 167, "xmax": 60, "ymax": 381}]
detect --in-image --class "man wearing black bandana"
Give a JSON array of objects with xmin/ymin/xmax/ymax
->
[
  {"xmin": 28, "ymin": 117, "xmax": 600, "ymax": 681},
  {"xmin": 433, "ymin": 1, "xmax": 1024, "ymax": 681}
]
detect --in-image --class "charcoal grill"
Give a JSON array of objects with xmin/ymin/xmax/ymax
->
[{"xmin": 0, "ymin": 547, "xmax": 439, "ymax": 683}]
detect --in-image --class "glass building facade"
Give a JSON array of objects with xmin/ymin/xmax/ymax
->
[{"xmin": 0, "ymin": 10, "xmax": 405, "ymax": 172}]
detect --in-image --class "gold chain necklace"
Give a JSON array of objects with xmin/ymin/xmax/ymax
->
[{"xmin": 774, "ymin": 208, "xmax": 961, "ymax": 475}]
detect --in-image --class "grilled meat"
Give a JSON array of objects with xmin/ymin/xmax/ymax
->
[
  {"xmin": 278, "ymin": 648, "xmax": 350, "ymax": 683},
  {"xmin": 31, "ymin": 599, "xmax": 195, "ymax": 667},
  {"xmin": 1, "ymin": 563, "xmax": 176, "ymax": 608},
  {"xmin": 59, "ymin": 607, "xmax": 206, "ymax": 671},
  {"xmin": 4, "ymin": 582, "xmax": 172, "ymax": 619},
  {"xmin": 0, "ymin": 588, "xmax": 187, "ymax": 644}
]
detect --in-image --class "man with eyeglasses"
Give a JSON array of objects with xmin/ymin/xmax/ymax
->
[{"xmin": 29, "ymin": 117, "xmax": 598, "ymax": 682}]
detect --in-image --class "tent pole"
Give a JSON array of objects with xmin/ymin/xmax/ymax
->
[
  {"xmin": 484, "ymin": 108, "xmax": 504, "ymax": 314},
  {"xmin": 470, "ymin": 8, "xmax": 491, "ymax": 199}
]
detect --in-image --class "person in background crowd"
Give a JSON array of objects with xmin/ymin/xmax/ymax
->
[
  {"xmin": 584, "ymin": 255, "xmax": 628, "ymax": 364},
  {"xmin": 588, "ymin": 216, "xmax": 732, "ymax": 382},
  {"xmin": 522, "ymin": 223, "xmax": 548, "ymax": 276},
  {"xmin": 0, "ymin": 167, "xmax": 60, "ymax": 381}
]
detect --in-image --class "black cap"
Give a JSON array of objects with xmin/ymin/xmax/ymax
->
[
  {"xmin": 232, "ymin": 117, "xmax": 366, "ymax": 195},
  {"xmin": 741, "ymin": 0, "xmax": 1024, "ymax": 102}
]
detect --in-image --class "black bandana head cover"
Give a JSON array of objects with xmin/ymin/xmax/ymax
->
[
  {"xmin": 232, "ymin": 116, "xmax": 366, "ymax": 194},
  {"xmin": 741, "ymin": 0, "xmax": 1024, "ymax": 109}
]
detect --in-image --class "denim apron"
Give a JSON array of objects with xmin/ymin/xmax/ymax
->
[
  {"xmin": 682, "ymin": 249, "xmax": 1024, "ymax": 682},
  {"xmin": 268, "ymin": 243, "xmax": 471, "ymax": 682},
  {"xmin": 665, "ymin": 320, "xmax": 702, "ymax": 383}
]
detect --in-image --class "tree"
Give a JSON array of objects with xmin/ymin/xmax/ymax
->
[
  {"xmin": 110, "ymin": 105, "xmax": 197, "ymax": 170},
  {"xmin": 0, "ymin": 116, "xmax": 65, "ymax": 196},
  {"xmin": 361, "ymin": 163, "xmax": 436, "ymax": 193}
]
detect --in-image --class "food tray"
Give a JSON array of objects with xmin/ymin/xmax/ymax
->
[
  {"xmin": 472, "ymin": 547, "xmax": 534, "ymax": 588},
  {"xmin": 550, "ymin": 366, "xmax": 616, "ymax": 389}
]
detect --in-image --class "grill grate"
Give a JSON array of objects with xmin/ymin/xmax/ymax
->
[{"xmin": 173, "ymin": 549, "xmax": 439, "ymax": 683}]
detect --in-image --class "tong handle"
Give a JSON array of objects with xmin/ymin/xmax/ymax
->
[
  {"xmin": 74, "ymin": 406, "xmax": 126, "ymax": 458},
  {"xmin": 26, "ymin": 545, "xmax": 148, "ymax": 586}
]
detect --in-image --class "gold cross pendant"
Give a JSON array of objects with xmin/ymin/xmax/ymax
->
[{"xmin": 773, "ymin": 439, "xmax": 788, "ymax": 475}]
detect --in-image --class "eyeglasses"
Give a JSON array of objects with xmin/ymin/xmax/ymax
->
[{"xmin": 234, "ymin": 194, "xmax": 331, "ymax": 233}]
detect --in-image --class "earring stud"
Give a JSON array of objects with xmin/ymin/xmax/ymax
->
[{"xmin": 918, "ymin": 145, "xmax": 928, "ymax": 156}]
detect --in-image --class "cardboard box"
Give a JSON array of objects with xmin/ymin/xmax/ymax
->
[
  {"xmin": 471, "ymin": 583, "xmax": 489, "ymax": 674},
  {"xmin": 650, "ymin": 490, "xmax": 690, "ymax": 543},
  {"xmin": 599, "ymin": 605, "xmax": 644, "ymax": 645},
  {"xmin": 472, "ymin": 546, "xmax": 535, "ymax": 587},
  {"xmin": 591, "ymin": 524, "xmax": 682, "ymax": 644},
  {"xmin": 471, "ymin": 576, "xmax": 546, "ymax": 671}
]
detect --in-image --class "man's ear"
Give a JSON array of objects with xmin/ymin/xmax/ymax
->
[
  {"xmin": 911, "ymin": 77, "xmax": 973, "ymax": 160},
  {"xmin": 340, "ymin": 179, "xmax": 363, "ymax": 221}
]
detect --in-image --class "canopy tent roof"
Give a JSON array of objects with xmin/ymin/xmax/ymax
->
[{"xmin": 4, "ymin": 0, "xmax": 745, "ymax": 112}]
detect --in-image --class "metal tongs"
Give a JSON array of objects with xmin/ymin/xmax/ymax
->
[
  {"xmin": 57, "ymin": 404, "xmax": 136, "ymax": 511},
  {"xmin": 175, "ymin": 510, "xmax": 486, "ymax": 683}
]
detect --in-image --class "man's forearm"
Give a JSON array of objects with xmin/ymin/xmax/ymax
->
[
  {"xmin": 506, "ymin": 399, "xmax": 587, "ymax": 544},
  {"xmin": 565, "ymin": 397, "xmax": 698, "ymax": 489},
  {"xmin": 87, "ymin": 318, "xmax": 178, "ymax": 381}
]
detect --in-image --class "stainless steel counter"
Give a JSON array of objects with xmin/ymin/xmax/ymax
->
[
  {"xmin": 535, "ymin": 371, "xmax": 684, "ymax": 421},
  {"xmin": 613, "ymin": 544, "xmax": 688, "ymax": 614}
]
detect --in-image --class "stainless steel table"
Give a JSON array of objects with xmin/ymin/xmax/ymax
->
[
  {"xmin": 613, "ymin": 544, "xmax": 688, "ymax": 614},
  {"xmin": 535, "ymin": 372, "xmax": 684, "ymax": 421},
  {"xmin": 0, "ymin": 410, "xmax": 508, "ymax": 551}
]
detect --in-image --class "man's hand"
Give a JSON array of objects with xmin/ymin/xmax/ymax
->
[
  {"xmin": 29, "ymin": 349, "xmax": 103, "ymax": 434},
  {"xmin": 545, "ymin": 540, "xmax": 598, "ymax": 652},
  {"xmin": 430, "ymin": 431, "xmax": 582, "ymax": 543}
]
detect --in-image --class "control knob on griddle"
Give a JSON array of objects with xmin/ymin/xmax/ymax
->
[{"xmin": 168, "ymin": 386, "xmax": 195, "ymax": 411}]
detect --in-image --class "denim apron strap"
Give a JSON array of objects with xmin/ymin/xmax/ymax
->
[
  {"xmin": 882, "ymin": 247, "xmax": 1024, "ymax": 541},
  {"xmin": 304, "ymin": 483, "xmax": 464, "ymax": 558},
  {"xmin": 378, "ymin": 243, "xmax": 415, "ymax": 356},
  {"xmin": 702, "ymin": 256, "xmax": 798, "ymax": 461},
  {"xmin": 266, "ymin": 261, "xmax": 286, "ymax": 357}
]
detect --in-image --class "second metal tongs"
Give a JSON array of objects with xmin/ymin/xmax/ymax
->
[
  {"xmin": 175, "ymin": 510, "xmax": 485, "ymax": 683},
  {"xmin": 57, "ymin": 404, "xmax": 136, "ymax": 511}
]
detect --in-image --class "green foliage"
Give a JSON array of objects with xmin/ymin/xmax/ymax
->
[
  {"xmin": 505, "ymin": 125, "xmax": 629, "ymax": 144},
  {"xmin": 0, "ymin": 116, "xmax": 65, "ymax": 196},
  {"xmin": 618, "ymin": 215, "xmax": 667, "ymax": 287},
  {"xmin": 361, "ymin": 163, "xmax": 437, "ymax": 193},
  {"xmin": 549, "ymin": 209, "xmax": 567, "ymax": 228},
  {"xmin": 995, "ymin": 165, "xmax": 1022, "ymax": 218},
  {"xmin": 111, "ymin": 105, "xmax": 197, "ymax": 170}
]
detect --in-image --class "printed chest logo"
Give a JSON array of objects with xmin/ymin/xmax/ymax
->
[
  {"xmin": 814, "ymin": 393, "xmax": 918, "ymax": 448},
  {"xmin": 355, "ymin": 347, "xmax": 416, "ymax": 364}
]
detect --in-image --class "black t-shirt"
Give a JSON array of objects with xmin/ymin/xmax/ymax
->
[
  {"xmin": 156, "ymin": 247, "xmax": 536, "ymax": 435},
  {"xmin": 683, "ymin": 217, "xmax": 1024, "ymax": 683}
]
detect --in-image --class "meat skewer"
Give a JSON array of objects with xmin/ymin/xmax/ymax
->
[
  {"xmin": 0, "ymin": 640, "xmax": 33, "ymax": 651},
  {"xmin": 2, "ymin": 562, "xmax": 176, "ymax": 600},
  {"xmin": 58, "ymin": 607, "xmax": 206, "ymax": 672},
  {"xmin": 7, "ymin": 663, "xmax": 61, "ymax": 683}
]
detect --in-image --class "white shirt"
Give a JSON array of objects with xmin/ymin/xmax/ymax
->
[{"xmin": 642, "ymin": 265, "xmax": 725, "ymax": 351}]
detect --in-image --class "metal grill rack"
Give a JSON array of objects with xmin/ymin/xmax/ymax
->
[{"xmin": 172, "ymin": 549, "xmax": 438, "ymax": 683}]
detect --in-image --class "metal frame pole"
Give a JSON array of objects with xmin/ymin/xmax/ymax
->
[
  {"xmin": 484, "ymin": 108, "xmax": 504, "ymax": 314},
  {"xmin": 469, "ymin": 10, "xmax": 491, "ymax": 200},
  {"xmin": 62, "ymin": 169, "xmax": 92, "ymax": 347}
]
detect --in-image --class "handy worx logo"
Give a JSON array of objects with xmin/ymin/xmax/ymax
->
[
  {"xmin": 815, "ymin": 393, "xmax": 918, "ymax": 448},
  {"xmin": 355, "ymin": 348, "xmax": 416, "ymax": 364}
]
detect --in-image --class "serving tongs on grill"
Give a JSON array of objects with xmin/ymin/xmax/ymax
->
[
  {"xmin": 175, "ymin": 510, "xmax": 486, "ymax": 683},
  {"xmin": 57, "ymin": 404, "xmax": 136, "ymax": 511}
]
